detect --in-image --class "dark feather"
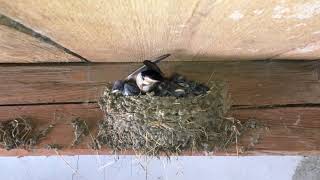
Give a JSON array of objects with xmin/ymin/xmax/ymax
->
[
  {"xmin": 111, "ymin": 80, "xmax": 124, "ymax": 93},
  {"xmin": 141, "ymin": 70, "xmax": 163, "ymax": 81},
  {"xmin": 126, "ymin": 54, "xmax": 170, "ymax": 80},
  {"xmin": 123, "ymin": 82, "xmax": 140, "ymax": 96},
  {"xmin": 143, "ymin": 60, "xmax": 164, "ymax": 76}
]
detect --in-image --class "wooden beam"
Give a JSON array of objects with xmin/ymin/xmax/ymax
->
[
  {"xmin": 233, "ymin": 107, "xmax": 320, "ymax": 155},
  {"xmin": 0, "ymin": 61, "xmax": 319, "ymax": 106},
  {"xmin": 1, "ymin": 0, "xmax": 320, "ymax": 62},
  {"xmin": 0, "ymin": 104, "xmax": 318, "ymax": 156},
  {"xmin": 0, "ymin": 17, "xmax": 81, "ymax": 63},
  {"xmin": 0, "ymin": 60, "xmax": 318, "ymax": 156}
]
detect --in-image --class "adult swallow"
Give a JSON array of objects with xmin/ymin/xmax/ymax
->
[
  {"xmin": 127, "ymin": 54, "xmax": 170, "ymax": 92},
  {"xmin": 112, "ymin": 54, "xmax": 170, "ymax": 95}
]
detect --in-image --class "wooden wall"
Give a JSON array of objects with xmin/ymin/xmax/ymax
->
[
  {"xmin": 0, "ymin": 61, "xmax": 319, "ymax": 156},
  {"xmin": 0, "ymin": 15, "xmax": 81, "ymax": 62},
  {"xmin": 0, "ymin": 1, "xmax": 319, "ymax": 156},
  {"xmin": 1, "ymin": 0, "xmax": 320, "ymax": 62}
]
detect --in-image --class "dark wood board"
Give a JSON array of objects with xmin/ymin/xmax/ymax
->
[
  {"xmin": 0, "ymin": 104, "xmax": 318, "ymax": 156},
  {"xmin": 0, "ymin": 61, "xmax": 319, "ymax": 106},
  {"xmin": 0, "ymin": 61, "xmax": 319, "ymax": 156}
]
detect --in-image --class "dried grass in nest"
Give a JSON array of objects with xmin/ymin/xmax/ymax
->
[
  {"xmin": 45, "ymin": 144, "xmax": 63, "ymax": 150},
  {"xmin": 71, "ymin": 118, "xmax": 89, "ymax": 146},
  {"xmin": 96, "ymin": 80, "xmax": 248, "ymax": 156},
  {"xmin": 0, "ymin": 118, "xmax": 54, "ymax": 150}
]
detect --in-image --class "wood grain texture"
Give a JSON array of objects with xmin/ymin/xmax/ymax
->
[
  {"xmin": 277, "ymin": 40, "xmax": 320, "ymax": 60},
  {"xmin": 0, "ymin": 61, "xmax": 319, "ymax": 106},
  {"xmin": 1, "ymin": 0, "xmax": 320, "ymax": 61},
  {"xmin": 0, "ymin": 24, "xmax": 80, "ymax": 63},
  {"xmin": 0, "ymin": 104, "xmax": 318, "ymax": 156},
  {"xmin": 233, "ymin": 107, "xmax": 320, "ymax": 155}
]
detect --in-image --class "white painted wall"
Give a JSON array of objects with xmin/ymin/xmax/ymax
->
[{"xmin": 0, "ymin": 156, "xmax": 303, "ymax": 180}]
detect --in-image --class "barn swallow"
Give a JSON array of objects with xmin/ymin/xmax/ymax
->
[
  {"xmin": 112, "ymin": 54, "xmax": 170, "ymax": 95},
  {"xmin": 111, "ymin": 80, "xmax": 140, "ymax": 96},
  {"xmin": 111, "ymin": 80, "xmax": 124, "ymax": 94},
  {"xmin": 135, "ymin": 60, "xmax": 165, "ymax": 92},
  {"xmin": 127, "ymin": 54, "xmax": 170, "ymax": 92},
  {"xmin": 125, "ymin": 54, "xmax": 170, "ymax": 81},
  {"xmin": 123, "ymin": 81, "xmax": 140, "ymax": 96}
]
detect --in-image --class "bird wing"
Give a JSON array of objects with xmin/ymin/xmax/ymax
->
[{"xmin": 125, "ymin": 54, "xmax": 170, "ymax": 80}]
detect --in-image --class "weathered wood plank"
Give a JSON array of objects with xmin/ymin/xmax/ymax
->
[
  {"xmin": 0, "ymin": 103, "xmax": 103, "ymax": 156},
  {"xmin": 0, "ymin": 61, "xmax": 319, "ymax": 106},
  {"xmin": 0, "ymin": 104, "xmax": 318, "ymax": 156},
  {"xmin": 278, "ymin": 41, "xmax": 320, "ymax": 60},
  {"xmin": 0, "ymin": 19, "xmax": 80, "ymax": 63},
  {"xmin": 1, "ymin": 0, "xmax": 320, "ymax": 62},
  {"xmin": 233, "ymin": 107, "xmax": 320, "ymax": 155}
]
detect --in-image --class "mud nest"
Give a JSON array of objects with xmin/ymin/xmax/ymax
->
[
  {"xmin": 0, "ymin": 118, "xmax": 54, "ymax": 150},
  {"xmin": 96, "ymin": 75, "xmax": 246, "ymax": 156},
  {"xmin": 71, "ymin": 118, "xmax": 89, "ymax": 146}
]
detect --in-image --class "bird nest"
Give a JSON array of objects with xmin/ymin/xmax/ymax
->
[
  {"xmin": 96, "ymin": 78, "xmax": 245, "ymax": 156},
  {"xmin": 0, "ymin": 118, "xmax": 54, "ymax": 150}
]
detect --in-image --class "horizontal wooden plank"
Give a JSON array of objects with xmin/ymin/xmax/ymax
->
[
  {"xmin": 233, "ymin": 107, "xmax": 320, "ymax": 155},
  {"xmin": 0, "ymin": 103, "xmax": 103, "ymax": 156},
  {"xmin": 0, "ymin": 61, "xmax": 319, "ymax": 106},
  {"xmin": 0, "ymin": 104, "xmax": 318, "ymax": 156},
  {"xmin": 0, "ymin": 16, "xmax": 80, "ymax": 63},
  {"xmin": 1, "ymin": 0, "xmax": 320, "ymax": 62}
]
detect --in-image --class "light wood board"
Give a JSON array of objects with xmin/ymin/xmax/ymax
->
[
  {"xmin": 1, "ymin": 0, "xmax": 320, "ymax": 62},
  {"xmin": 0, "ymin": 24, "xmax": 80, "ymax": 62}
]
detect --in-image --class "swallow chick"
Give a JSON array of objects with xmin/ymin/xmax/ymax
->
[
  {"xmin": 154, "ymin": 79, "xmax": 186, "ymax": 97},
  {"xmin": 112, "ymin": 80, "xmax": 141, "ymax": 96},
  {"xmin": 123, "ymin": 81, "xmax": 140, "ymax": 96},
  {"xmin": 111, "ymin": 80, "xmax": 124, "ymax": 94}
]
